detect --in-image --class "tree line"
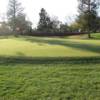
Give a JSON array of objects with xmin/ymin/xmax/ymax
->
[{"xmin": 0, "ymin": 0, "xmax": 100, "ymax": 38}]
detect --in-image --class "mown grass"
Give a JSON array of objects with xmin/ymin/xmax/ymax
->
[
  {"xmin": 0, "ymin": 35, "xmax": 100, "ymax": 100},
  {"xmin": 67, "ymin": 33, "xmax": 100, "ymax": 39},
  {"xmin": 92, "ymin": 33, "xmax": 100, "ymax": 39},
  {"xmin": 0, "ymin": 36, "xmax": 100, "ymax": 57},
  {"xmin": 0, "ymin": 61, "xmax": 100, "ymax": 100}
]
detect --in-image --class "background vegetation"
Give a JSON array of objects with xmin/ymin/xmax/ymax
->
[{"xmin": 0, "ymin": 0, "xmax": 100, "ymax": 37}]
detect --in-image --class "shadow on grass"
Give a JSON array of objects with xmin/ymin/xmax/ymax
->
[
  {"xmin": 16, "ymin": 52, "xmax": 25, "ymax": 56},
  {"xmin": 0, "ymin": 56, "xmax": 100, "ymax": 65},
  {"xmin": 23, "ymin": 37, "xmax": 100, "ymax": 54}
]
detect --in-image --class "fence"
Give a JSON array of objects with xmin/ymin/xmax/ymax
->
[{"xmin": 25, "ymin": 32, "xmax": 89, "ymax": 37}]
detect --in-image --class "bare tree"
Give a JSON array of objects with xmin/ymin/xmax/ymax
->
[{"xmin": 7, "ymin": 0, "xmax": 24, "ymax": 33}]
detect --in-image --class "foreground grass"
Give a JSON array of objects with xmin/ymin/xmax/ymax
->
[{"xmin": 0, "ymin": 61, "xmax": 100, "ymax": 100}]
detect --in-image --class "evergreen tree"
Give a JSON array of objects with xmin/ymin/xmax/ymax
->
[{"xmin": 37, "ymin": 8, "xmax": 52, "ymax": 32}]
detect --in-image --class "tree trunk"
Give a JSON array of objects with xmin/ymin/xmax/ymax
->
[
  {"xmin": 88, "ymin": 32, "xmax": 91, "ymax": 38},
  {"xmin": 88, "ymin": 0, "xmax": 91, "ymax": 38}
]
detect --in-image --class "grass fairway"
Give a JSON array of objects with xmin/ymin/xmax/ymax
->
[
  {"xmin": 0, "ymin": 36, "xmax": 100, "ymax": 100},
  {"xmin": 0, "ymin": 36, "xmax": 99, "ymax": 57}
]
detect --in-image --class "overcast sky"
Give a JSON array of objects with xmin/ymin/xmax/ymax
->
[{"xmin": 0, "ymin": 0, "xmax": 78, "ymax": 27}]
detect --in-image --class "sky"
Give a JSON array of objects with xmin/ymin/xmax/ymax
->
[{"xmin": 0, "ymin": 0, "xmax": 78, "ymax": 27}]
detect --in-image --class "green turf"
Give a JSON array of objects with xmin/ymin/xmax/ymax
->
[
  {"xmin": 0, "ymin": 36, "xmax": 100, "ymax": 57},
  {"xmin": 0, "ymin": 35, "xmax": 100, "ymax": 100},
  {"xmin": 0, "ymin": 62, "xmax": 100, "ymax": 100},
  {"xmin": 92, "ymin": 33, "xmax": 100, "ymax": 39}
]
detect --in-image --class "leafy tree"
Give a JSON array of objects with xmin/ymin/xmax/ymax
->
[
  {"xmin": 60, "ymin": 23, "xmax": 69, "ymax": 32},
  {"xmin": 77, "ymin": 0, "xmax": 100, "ymax": 38},
  {"xmin": 68, "ymin": 22, "xmax": 80, "ymax": 32},
  {"xmin": 50, "ymin": 16, "xmax": 61, "ymax": 32}
]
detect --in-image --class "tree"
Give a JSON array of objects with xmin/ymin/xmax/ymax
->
[
  {"xmin": 77, "ymin": 0, "xmax": 100, "ymax": 38},
  {"xmin": 0, "ymin": 22, "xmax": 11, "ymax": 35},
  {"xmin": 0, "ymin": 13, "xmax": 11, "ymax": 35},
  {"xmin": 14, "ymin": 14, "xmax": 32, "ymax": 34},
  {"xmin": 37, "ymin": 8, "xmax": 52, "ymax": 32},
  {"xmin": 50, "ymin": 16, "xmax": 61, "ymax": 32},
  {"xmin": 7, "ymin": 0, "xmax": 24, "ymax": 33},
  {"xmin": 60, "ymin": 23, "xmax": 69, "ymax": 32},
  {"xmin": 68, "ymin": 22, "xmax": 80, "ymax": 32}
]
